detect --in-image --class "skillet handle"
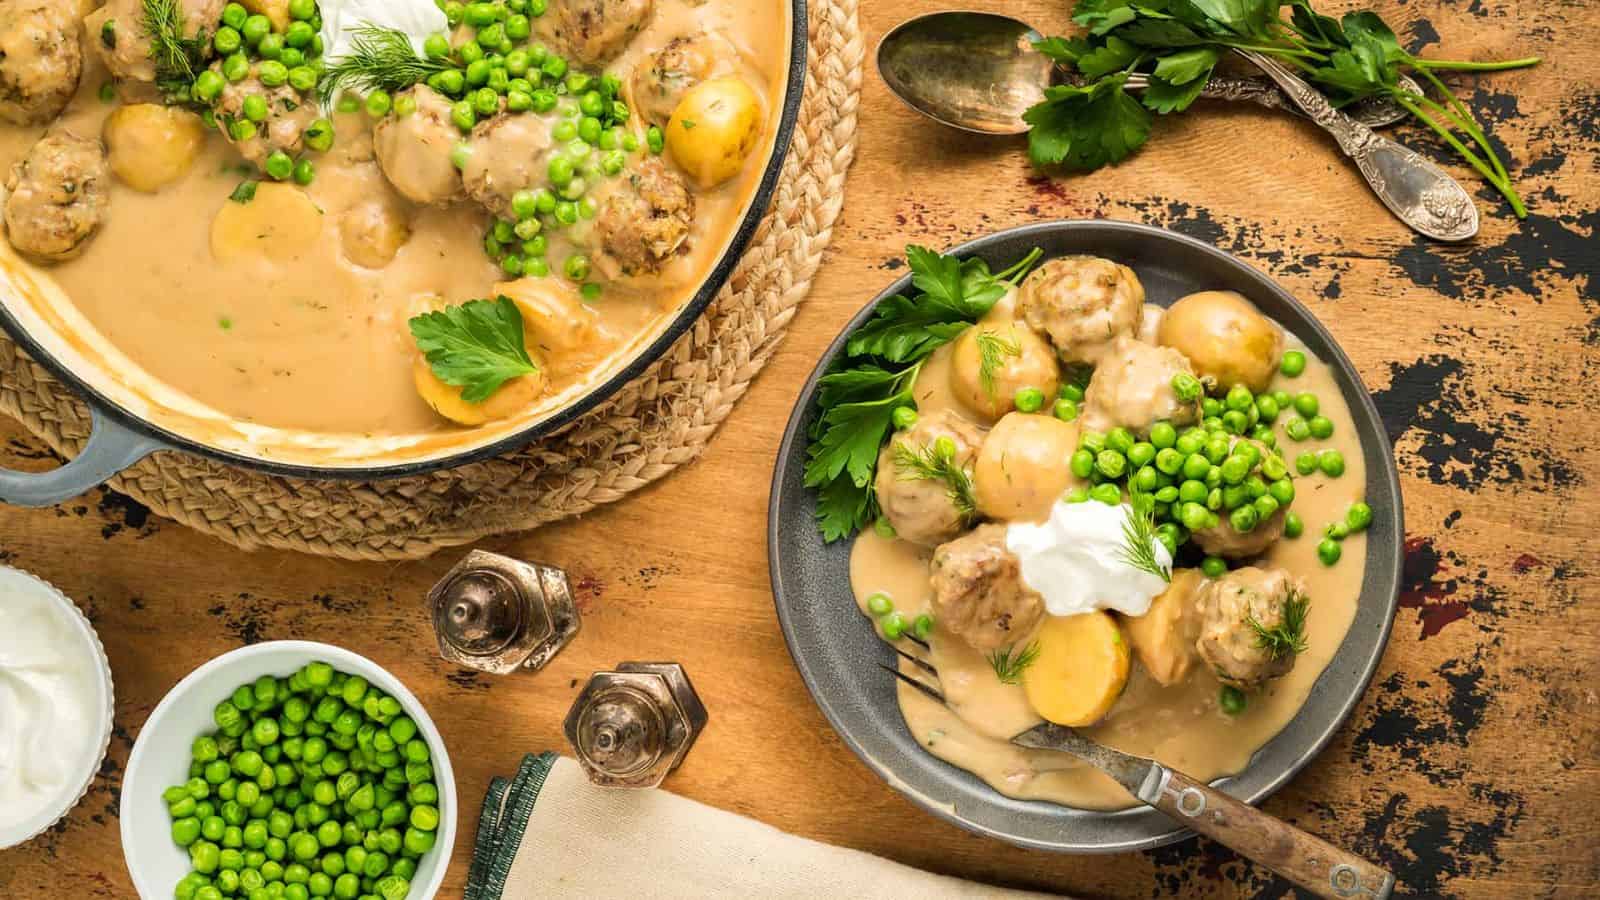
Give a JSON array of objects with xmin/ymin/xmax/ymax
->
[{"xmin": 0, "ymin": 406, "xmax": 163, "ymax": 507}]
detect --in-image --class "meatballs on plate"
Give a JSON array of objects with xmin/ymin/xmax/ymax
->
[
  {"xmin": 3, "ymin": 130, "xmax": 111, "ymax": 263},
  {"xmin": 541, "ymin": 0, "xmax": 655, "ymax": 66},
  {"xmin": 462, "ymin": 112, "xmax": 557, "ymax": 221},
  {"xmin": 1016, "ymin": 255, "xmax": 1145, "ymax": 365},
  {"xmin": 1081, "ymin": 336, "xmax": 1202, "ymax": 436},
  {"xmin": 0, "ymin": 0, "xmax": 83, "ymax": 126},
  {"xmin": 1195, "ymin": 566, "xmax": 1308, "ymax": 687},
  {"xmin": 930, "ymin": 524, "xmax": 1046, "ymax": 651},
  {"xmin": 874, "ymin": 409, "xmax": 984, "ymax": 547},
  {"xmin": 86, "ymin": 0, "xmax": 225, "ymax": 85},
  {"xmin": 374, "ymin": 87, "xmax": 467, "ymax": 206},
  {"xmin": 584, "ymin": 155, "xmax": 694, "ymax": 280},
  {"xmin": 629, "ymin": 33, "xmax": 739, "ymax": 126}
]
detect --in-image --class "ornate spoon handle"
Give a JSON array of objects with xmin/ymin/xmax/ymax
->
[{"xmin": 1235, "ymin": 49, "xmax": 1479, "ymax": 242}]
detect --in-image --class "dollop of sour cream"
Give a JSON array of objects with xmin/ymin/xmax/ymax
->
[
  {"xmin": 1005, "ymin": 500, "xmax": 1173, "ymax": 618},
  {"xmin": 0, "ymin": 575, "xmax": 103, "ymax": 833},
  {"xmin": 319, "ymin": 0, "xmax": 449, "ymax": 66}
]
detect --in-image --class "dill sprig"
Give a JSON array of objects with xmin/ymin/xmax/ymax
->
[
  {"xmin": 1117, "ymin": 491, "xmax": 1171, "ymax": 583},
  {"xmin": 975, "ymin": 329, "xmax": 1021, "ymax": 398},
  {"xmin": 1248, "ymin": 589, "xmax": 1310, "ymax": 660},
  {"xmin": 892, "ymin": 438, "xmax": 977, "ymax": 524},
  {"xmin": 987, "ymin": 641, "xmax": 1041, "ymax": 685},
  {"xmin": 142, "ymin": 0, "xmax": 207, "ymax": 92},
  {"xmin": 318, "ymin": 26, "xmax": 451, "ymax": 107}
]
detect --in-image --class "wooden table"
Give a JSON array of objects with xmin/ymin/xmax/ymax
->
[{"xmin": 1, "ymin": 1, "xmax": 1596, "ymax": 896}]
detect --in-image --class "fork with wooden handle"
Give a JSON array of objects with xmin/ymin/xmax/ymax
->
[{"xmin": 884, "ymin": 646, "xmax": 1395, "ymax": 899}]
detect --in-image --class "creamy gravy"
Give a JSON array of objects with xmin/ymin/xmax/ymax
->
[
  {"xmin": 850, "ymin": 329, "xmax": 1369, "ymax": 811},
  {"xmin": 0, "ymin": 0, "xmax": 789, "ymax": 437}
]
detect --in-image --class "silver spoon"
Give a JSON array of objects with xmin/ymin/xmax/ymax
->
[
  {"xmin": 1235, "ymin": 49, "xmax": 1478, "ymax": 241},
  {"xmin": 877, "ymin": 11, "xmax": 1416, "ymax": 135}
]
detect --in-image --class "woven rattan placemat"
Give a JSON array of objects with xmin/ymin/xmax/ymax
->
[{"xmin": 0, "ymin": 0, "xmax": 861, "ymax": 561}]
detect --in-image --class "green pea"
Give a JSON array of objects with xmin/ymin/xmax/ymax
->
[
  {"xmin": 1201, "ymin": 398, "xmax": 1222, "ymax": 418},
  {"xmin": 1280, "ymin": 350, "xmax": 1307, "ymax": 377},
  {"xmin": 194, "ymin": 840, "xmax": 222, "ymax": 874},
  {"xmin": 1179, "ymin": 502, "xmax": 1211, "ymax": 531},
  {"xmin": 222, "ymin": 3, "xmax": 249, "ymax": 29},
  {"xmin": 1293, "ymin": 392, "xmax": 1319, "ymax": 418},
  {"xmin": 1171, "ymin": 373, "xmax": 1202, "ymax": 403},
  {"xmin": 451, "ymin": 100, "xmax": 477, "ymax": 131},
  {"xmin": 1223, "ymin": 384, "xmax": 1252, "ymax": 412},
  {"xmin": 292, "ymin": 159, "xmax": 315, "ymax": 186},
  {"xmin": 1254, "ymin": 494, "xmax": 1280, "ymax": 520},
  {"xmin": 264, "ymin": 151, "xmax": 293, "ymax": 181},
  {"xmin": 1132, "ymin": 465, "xmax": 1159, "ymax": 494},
  {"xmin": 1181, "ymin": 453, "xmax": 1210, "ymax": 481},
  {"xmin": 429, "ymin": 69, "xmax": 466, "ymax": 96},
  {"xmin": 1105, "ymin": 427, "xmax": 1134, "ymax": 454},
  {"xmin": 288, "ymin": 0, "xmax": 316, "ymax": 19},
  {"xmin": 1346, "ymin": 501, "xmax": 1373, "ymax": 532},
  {"xmin": 1123, "ymin": 442, "xmax": 1153, "ymax": 469},
  {"xmin": 1318, "ymin": 450, "xmax": 1346, "ymax": 477},
  {"xmin": 1284, "ymin": 417, "xmax": 1311, "ymax": 442},
  {"xmin": 258, "ymin": 60, "xmax": 289, "ymax": 88},
  {"xmin": 1177, "ymin": 480, "xmax": 1208, "ymax": 504},
  {"xmin": 1149, "ymin": 447, "xmax": 1181, "ymax": 476},
  {"xmin": 1174, "ymin": 432, "xmax": 1203, "ymax": 457},
  {"xmin": 241, "ymin": 14, "xmax": 271, "ymax": 46},
  {"xmin": 911, "ymin": 614, "xmax": 936, "ymax": 641},
  {"xmin": 1095, "ymin": 449, "xmax": 1127, "ymax": 480},
  {"xmin": 285, "ymin": 20, "xmax": 315, "ymax": 49},
  {"xmin": 1326, "ymin": 520, "xmax": 1351, "ymax": 541},
  {"xmin": 1267, "ymin": 478, "xmax": 1295, "ymax": 505},
  {"xmin": 256, "ymin": 30, "xmax": 285, "ymax": 59},
  {"xmin": 1200, "ymin": 556, "xmax": 1227, "ymax": 578},
  {"xmin": 1069, "ymin": 449, "xmax": 1095, "ymax": 479},
  {"xmin": 1259, "ymin": 453, "xmax": 1288, "ymax": 481},
  {"xmin": 1014, "ymin": 386, "xmax": 1044, "ymax": 413},
  {"xmin": 1090, "ymin": 483, "xmax": 1122, "ymax": 505},
  {"xmin": 1229, "ymin": 504, "xmax": 1259, "ymax": 533},
  {"xmin": 1308, "ymin": 415, "xmax": 1334, "ymax": 439},
  {"xmin": 646, "ymin": 125, "xmax": 665, "ymax": 154},
  {"xmin": 1219, "ymin": 455, "xmax": 1250, "ymax": 485},
  {"xmin": 879, "ymin": 611, "xmax": 907, "ymax": 640},
  {"xmin": 1219, "ymin": 685, "xmax": 1248, "ymax": 715},
  {"xmin": 1317, "ymin": 538, "xmax": 1342, "ymax": 566},
  {"xmin": 1221, "ymin": 410, "xmax": 1249, "ymax": 434},
  {"xmin": 1254, "ymin": 395, "xmax": 1280, "ymax": 423},
  {"xmin": 1154, "ymin": 485, "xmax": 1179, "ymax": 504},
  {"xmin": 1282, "ymin": 512, "xmax": 1303, "ymax": 539}
]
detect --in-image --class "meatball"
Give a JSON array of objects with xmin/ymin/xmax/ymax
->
[
  {"xmin": 585, "ymin": 155, "xmax": 693, "ymax": 280},
  {"xmin": 542, "ymin": 0, "xmax": 654, "ymax": 65},
  {"xmin": 929, "ymin": 524, "xmax": 1046, "ymax": 652},
  {"xmin": 972, "ymin": 412, "xmax": 1082, "ymax": 523},
  {"xmin": 3, "ymin": 130, "xmax": 110, "ymax": 263},
  {"xmin": 874, "ymin": 409, "xmax": 984, "ymax": 547},
  {"xmin": 86, "ymin": 0, "xmax": 224, "ymax": 84},
  {"xmin": 1016, "ymin": 255, "xmax": 1145, "ymax": 365},
  {"xmin": 213, "ymin": 73, "xmax": 318, "ymax": 166},
  {"xmin": 1195, "ymin": 566, "xmax": 1308, "ymax": 687},
  {"xmin": 374, "ymin": 87, "xmax": 466, "ymax": 206},
  {"xmin": 1191, "ymin": 440, "xmax": 1286, "ymax": 559},
  {"xmin": 462, "ymin": 113, "xmax": 555, "ymax": 221},
  {"xmin": 629, "ymin": 33, "xmax": 735, "ymax": 125},
  {"xmin": 947, "ymin": 320, "xmax": 1060, "ymax": 422},
  {"xmin": 0, "ymin": 0, "xmax": 82, "ymax": 125},
  {"xmin": 1157, "ymin": 291, "xmax": 1284, "ymax": 393},
  {"xmin": 1080, "ymin": 336, "xmax": 1202, "ymax": 435}
]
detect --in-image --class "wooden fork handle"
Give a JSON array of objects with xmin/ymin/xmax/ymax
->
[{"xmin": 1141, "ymin": 768, "xmax": 1395, "ymax": 899}]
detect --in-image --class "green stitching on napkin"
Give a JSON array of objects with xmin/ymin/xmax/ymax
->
[{"xmin": 466, "ymin": 752, "xmax": 558, "ymax": 900}]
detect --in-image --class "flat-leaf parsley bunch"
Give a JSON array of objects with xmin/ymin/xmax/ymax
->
[
  {"xmin": 805, "ymin": 246, "xmax": 1042, "ymax": 541},
  {"xmin": 1026, "ymin": 0, "xmax": 1540, "ymax": 216}
]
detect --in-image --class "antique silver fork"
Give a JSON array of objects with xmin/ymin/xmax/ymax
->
[{"xmin": 882, "ymin": 644, "xmax": 1394, "ymax": 900}]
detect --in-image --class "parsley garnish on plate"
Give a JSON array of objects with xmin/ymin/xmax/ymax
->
[
  {"xmin": 804, "ymin": 246, "xmax": 1042, "ymax": 541},
  {"xmin": 408, "ymin": 297, "xmax": 539, "ymax": 404},
  {"xmin": 228, "ymin": 181, "xmax": 258, "ymax": 204},
  {"xmin": 1026, "ymin": 0, "xmax": 1540, "ymax": 216}
]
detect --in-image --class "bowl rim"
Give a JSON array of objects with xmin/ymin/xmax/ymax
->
[
  {"xmin": 767, "ymin": 219, "xmax": 1403, "ymax": 853},
  {"xmin": 0, "ymin": 0, "xmax": 810, "ymax": 482},
  {"xmin": 0, "ymin": 566, "xmax": 116, "ymax": 850},
  {"xmin": 119, "ymin": 640, "xmax": 458, "ymax": 898}
]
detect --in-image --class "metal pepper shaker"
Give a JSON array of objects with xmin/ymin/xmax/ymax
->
[
  {"xmin": 427, "ymin": 550, "xmax": 580, "ymax": 675},
  {"xmin": 565, "ymin": 662, "xmax": 707, "ymax": 788}
]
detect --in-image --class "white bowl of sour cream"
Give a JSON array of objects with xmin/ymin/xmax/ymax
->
[{"xmin": 0, "ymin": 567, "xmax": 116, "ymax": 849}]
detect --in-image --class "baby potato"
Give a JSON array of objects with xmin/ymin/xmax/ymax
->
[
  {"xmin": 496, "ymin": 277, "xmax": 600, "ymax": 353},
  {"xmin": 412, "ymin": 359, "xmax": 547, "ymax": 427},
  {"xmin": 211, "ymin": 182, "xmax": 323, "ymax": 263},
  {"xmin": 949, "ymin": 321, "xmax": 1060, "ymax": 422},
  {"xmin": 1157, "ymin": 291, "xmax": 1283, "ymax": 394},
  {"xmin": 973, "ymin": 412, "xmax": 1082, "ymax": 522},
  {"xmin": 1119, "ymin": 568, "xmax": 1204, "ymax": 687},
  {"xmin": 103, "ymin": 104, "xmax": 206, "ymax": 193},
  {"xmin": 339, "ymin": 196, "xmax": 412, "ymax": 269},
  {"xmin": 666, "ymin": 77, "xmax": 763, "ymax": 189},
  {"xmin": 1022, "ymin": 612, "xmax": 1131, "ymax": 727},
  {"xmin": 241, "ymin": 0, "xmax": 291, "ymax": 31}
]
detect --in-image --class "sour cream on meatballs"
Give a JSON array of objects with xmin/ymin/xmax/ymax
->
[{"xmin": 1005, "ymin": 500, "xmax": 1172, "ymax": 618}]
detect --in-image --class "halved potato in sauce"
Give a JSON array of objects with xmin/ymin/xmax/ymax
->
[{"xmin": 1022, "ymin": 612, "xmax": 1131, "ymax": 727}]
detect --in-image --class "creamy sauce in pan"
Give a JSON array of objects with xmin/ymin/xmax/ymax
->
[
  {"xmin": 0, "ymin": 0, "xmax": 788, "ymax": 438},
  {"xmin": 851, "ymin": 331, "xmax": 1368, "ymax": 811}
]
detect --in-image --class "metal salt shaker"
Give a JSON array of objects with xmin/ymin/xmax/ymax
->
[
  {"xmin": 565, "ymin": 662, "xmax": 707, "ymax": 789},
  {"xmin": 427, "ymin": 550, "xmax": 581, "ymax": 675}
]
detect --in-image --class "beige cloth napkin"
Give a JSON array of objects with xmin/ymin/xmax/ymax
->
[{"xmin": 466, "ymin": 753, "xmax": 1059, "ymax": 899}]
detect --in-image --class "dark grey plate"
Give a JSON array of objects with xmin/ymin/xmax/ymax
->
[{"xmin": 767, "ymin": 220, "xmax": 1402, "ymax": 853}]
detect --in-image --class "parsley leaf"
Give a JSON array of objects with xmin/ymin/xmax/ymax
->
[
  {"xmin": 1024, "ymin": 75, "xmax": 1151, "ymax": 170},
  {"xmin": 1075, "ymin": 36, "xmax": 1141, "ymax": 79},
  {"xmin": 229, "ymin": 180, "xmax": 259, "ymax": 204},
  {"xmin": 408, "ymin": 297, "xmax": 539, "ymax": 403},
  {"xmin": 806, "ymin": 245, "xmax": 1043, "ymax": 541}
]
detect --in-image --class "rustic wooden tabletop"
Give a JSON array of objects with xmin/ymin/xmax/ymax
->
[{"xmin": 1, "ymin": 0, "xmax": 1596, "ymax": 897}]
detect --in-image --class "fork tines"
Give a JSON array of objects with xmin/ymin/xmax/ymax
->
[{"xmin": 878, "ymin": 663, "xmax": 947, "ymax": 704}]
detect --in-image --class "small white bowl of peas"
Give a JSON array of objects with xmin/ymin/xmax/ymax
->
[{"xmin": 122, "ymin": 641, "xmax": 457, "ymax": 900}]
